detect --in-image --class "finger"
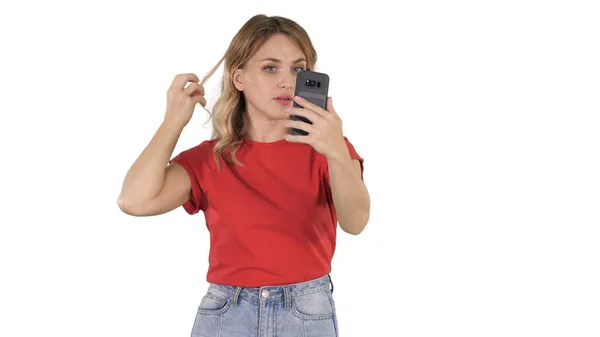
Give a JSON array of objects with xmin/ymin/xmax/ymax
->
[
  {"xmin": 326, "ymin": 97, "xmax": 338, "ymax": 117},
  {"xmin": 193, "ymin": 94, "xmax": 207, "ymax": 107},
  {"xmin": 283, "ymin": 120, "xmax": 317, "ymax": 134},
  {"xmin": 191, "ymin": 83, "xmax": 205, "ymax": 96},
  {"xmin": 284, "ymin": 134, "xmax": 310, "ymax": 143},
  {"xmin": 171, "ymin": 73, "xmax": 200, "ymax": 89},
  {"xmin": 184, "ymin": 83, "xmax": 205, "ymax": 96},
  {"xmin": 294, "ymin": 96, "xmax": 325, "ymax": 116},
  {"xmin": 287, "ymin": 107, "xmax": 321, "ymax": 124}
]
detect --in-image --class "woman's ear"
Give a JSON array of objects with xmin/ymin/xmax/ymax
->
[{"xmin": 232, "ymin": 69, "xmax": 244, "ymax": 91}]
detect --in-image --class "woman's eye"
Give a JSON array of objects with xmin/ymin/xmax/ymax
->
[{"xmin": 265, "ymin": 66, "xmax": 305, "ymax": 73}]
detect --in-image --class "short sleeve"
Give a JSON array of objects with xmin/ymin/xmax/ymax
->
[
  {"xmin": 343, "ymin": 136, "xmax": 364, "ymax": 180},
  {"xmin": 168, "ymin": 143, "xmax": 209, "ymax": 215}
]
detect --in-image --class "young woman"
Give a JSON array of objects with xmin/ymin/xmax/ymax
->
[{"xmin": 118, "ymin": 14, "xmax": 370, "ymax": 337}]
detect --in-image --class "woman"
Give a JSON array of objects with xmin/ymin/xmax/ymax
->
[{"xmin": 118, "ymin": 14, "xmax": 370, "ymax": 337}]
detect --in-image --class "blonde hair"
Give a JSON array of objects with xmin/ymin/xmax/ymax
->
[{"xmin": 197, "ymin": 14, "xmax": 317, "ymax": 171}]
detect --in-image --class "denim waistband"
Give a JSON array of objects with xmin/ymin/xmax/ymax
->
[{"xmin": 207, "ymin": 274, "xmax": 334, "ymax": 307}]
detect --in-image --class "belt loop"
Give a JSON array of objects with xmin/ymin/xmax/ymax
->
[
  {"xmin": 284, "ymin": 286, "xmax": 292, "ymax": 309},
  {"xmin": 231, "ymin": 286, "xmax": 242, "ymax": 306},
  {"xmin": 329, "ymin": 274, "xmax": 334, "ymax": 294}
]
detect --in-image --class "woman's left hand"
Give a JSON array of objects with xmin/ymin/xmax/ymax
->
[{"xmin": 283, "ymin": 96, "xmax": 347, "ymax": 160}]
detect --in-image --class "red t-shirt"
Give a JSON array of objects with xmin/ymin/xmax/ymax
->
[{"xmin": 169, "ymin": 136, "xmax": 364, "ymax": 287}]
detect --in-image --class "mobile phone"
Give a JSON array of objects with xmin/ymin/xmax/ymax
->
[{"xmin": 289, "ymin": 70, "xmax": 330, "ymax": 136}]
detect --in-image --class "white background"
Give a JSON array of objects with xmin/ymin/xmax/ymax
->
[{"xmin": 1, "ymin": 0, "xmax": 599, "ymax": 336}]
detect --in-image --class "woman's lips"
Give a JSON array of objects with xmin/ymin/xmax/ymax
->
[
  {"xmin": 274, "ymin": 98, "xmax": 292, "ymax": 105},
  {"xmin": 274, "ymin": 95, "xmax": 292, "ymax": 105}
]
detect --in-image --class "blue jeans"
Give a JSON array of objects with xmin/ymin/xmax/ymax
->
[{"xmin": 190, "ymin": 274, "xmax": 338, "ymax": 337}]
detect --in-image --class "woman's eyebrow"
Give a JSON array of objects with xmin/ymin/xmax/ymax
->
[{"xmin": 260, "ymin": 57, "xmax": 306, "ymax": 63}]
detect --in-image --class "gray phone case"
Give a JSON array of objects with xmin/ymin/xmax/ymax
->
[{"xmin": 289, "ymin": 70, "xmax": 330, "ymax": 136}]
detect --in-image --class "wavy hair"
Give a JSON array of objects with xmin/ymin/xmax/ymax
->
[{"xmin": 197, "ymin": 14, "xmax": 317, "ymax": 171}]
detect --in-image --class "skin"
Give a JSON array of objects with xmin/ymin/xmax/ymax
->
[
  {"xmin": 232, "ymin": 33, "xmax": 306, "ymax": 143},
  {"xmin": 232, "ymin": 33, "xmax": 370, "ymax": 234},
  {"xmin": 119, "ymin": 33, "xmax": 370, "ymax": 234}
]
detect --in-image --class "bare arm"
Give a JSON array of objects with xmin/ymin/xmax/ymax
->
[
  {"xmin": 117, "ymin": 121, "xmax": 191, "ymax": 216},
  {"xmin": 117, "ymin": 73, "xmax": 206, "ymax": 216},
  {"xmin": 327, "ymin": 153, "xmax": 370, "ymax": 235}
]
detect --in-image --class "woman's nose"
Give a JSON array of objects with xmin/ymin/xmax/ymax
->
[{"xmin": 279, "ymin": 73, "xmax": 296, "ymax": 90}]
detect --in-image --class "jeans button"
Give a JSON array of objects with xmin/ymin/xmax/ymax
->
[{"xmin": 261, "ymin": 290, "xmax": 269, "ymax": 298}]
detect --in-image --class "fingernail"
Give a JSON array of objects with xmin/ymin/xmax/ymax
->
[{"xmin": 294, "ymin": 96, "xmax": 301, "ymax": 101}]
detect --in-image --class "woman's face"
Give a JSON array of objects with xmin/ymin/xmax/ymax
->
[{"xmin": 233, "ymin": 33, "xmax": 307, "ymax": 122}]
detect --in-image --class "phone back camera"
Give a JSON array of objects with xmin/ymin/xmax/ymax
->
[{"xmin": 306, "ymin": 79, "xmax": 316, "ymax": 87}]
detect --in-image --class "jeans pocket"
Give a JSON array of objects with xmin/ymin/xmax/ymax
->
[
  {"xmin": 197, "ymin": 292, "xmax": 231, "ymax": 315},
  {"xmin": 291, "ymin": 290, "xmax": 334, "ymax": 320}
]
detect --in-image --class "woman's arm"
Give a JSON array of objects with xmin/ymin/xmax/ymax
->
[
  {"xmin": 117, "ymin": 121, "xmax": 191, "ymax": 216},
  {"xmin": 327, "ymin": 152, "xmax": 370, "ymax": 235}
]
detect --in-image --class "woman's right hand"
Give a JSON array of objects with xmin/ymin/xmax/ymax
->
[{"xmin": 164, "ymin": 73, "xmax": 207, "ymax": 127}]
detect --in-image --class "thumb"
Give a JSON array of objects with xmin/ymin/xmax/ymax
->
[
  {"xmin": 326, "ymin": 97, "xmax": 337, "ymax": 115},
  {"xmin": 194, "ymin": 95, "xmax": 207, "ymax": 108}
]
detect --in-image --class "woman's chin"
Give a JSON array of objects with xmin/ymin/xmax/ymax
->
[{"xmin": 271, "ymin": 106, "xmax": 290, "ymax": 119}]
